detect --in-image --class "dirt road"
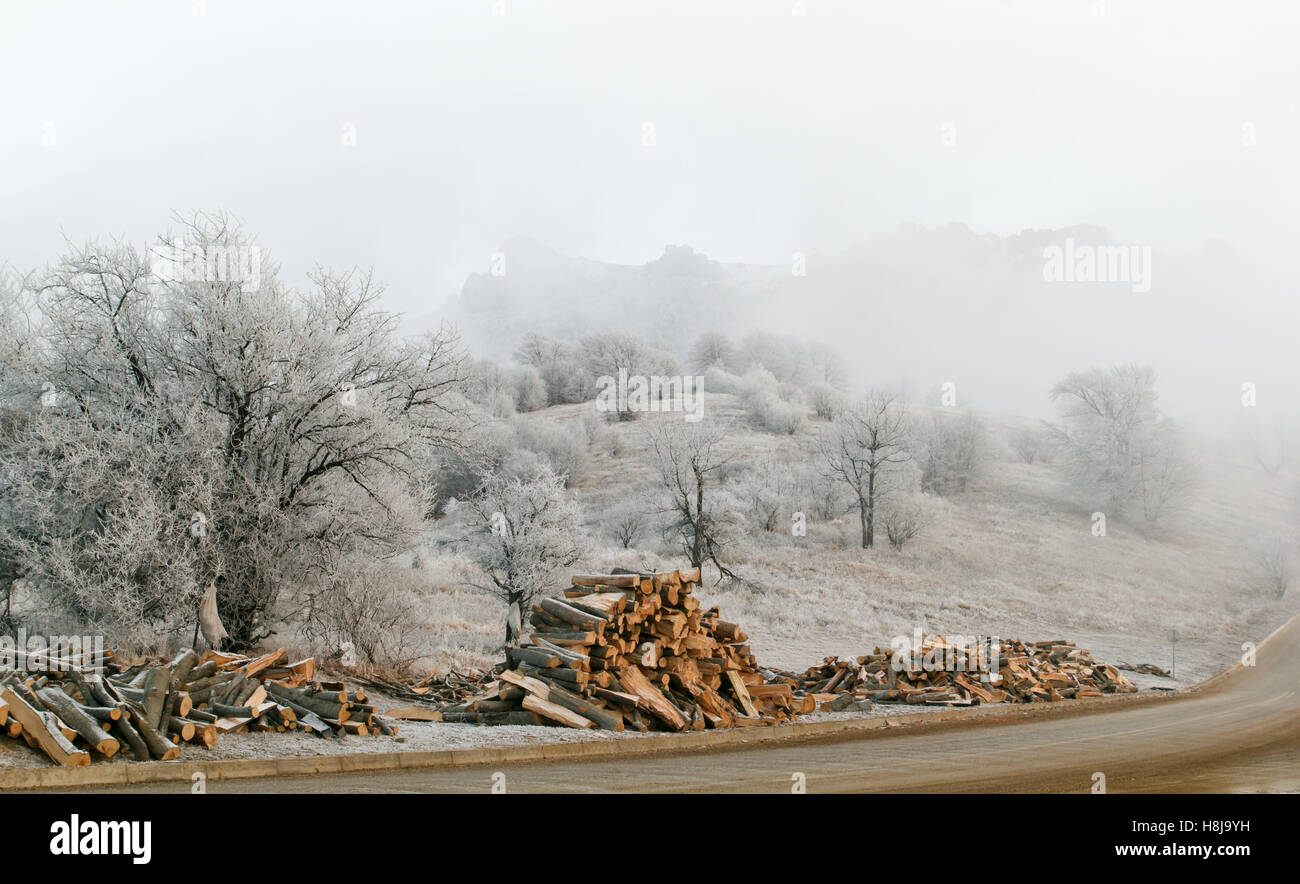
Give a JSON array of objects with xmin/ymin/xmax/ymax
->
[{"xmin": 67, "ymin": 616, "xmax": 1300, "ymax": 793}]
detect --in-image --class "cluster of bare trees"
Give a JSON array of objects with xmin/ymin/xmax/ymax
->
[
  {"xmin": 0, "ymin": 212, "xmax": 469, "ymax": 647},
  {"xmin": 511, "ymin": 330, "xmax": 680, "ymax": 413},
  {"xmin": 1046, "ymin": 364, "xmax": 1199, "ymax": 525}
]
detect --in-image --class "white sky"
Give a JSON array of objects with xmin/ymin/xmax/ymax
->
[{"xmin": 2, "ymin": 0, "xmax": 1297, "ymax": 317}]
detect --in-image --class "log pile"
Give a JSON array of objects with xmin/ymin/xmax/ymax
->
[
  {"xmin": 0, "ymin": 646, "xmax": 397, "ymax": 767},
  {"xmin": 771, "ymin": 638, "xmax": 1137, "ymax": 710},
  {"xmin": 1117, "ymin": 661, "xmax": 1172, "ymax": 678},
  {"xmin": 443, "ymin": 568, "xmax": 813, "ymax": 731}
]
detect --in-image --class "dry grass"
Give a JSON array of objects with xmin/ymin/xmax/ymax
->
[{"xmin": 398, "ymin": 394, "xmax": 1299, "ymax": 685}]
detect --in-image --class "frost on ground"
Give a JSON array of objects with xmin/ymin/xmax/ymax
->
[
  {"xmin": 3, "ymin": 396, "xmax": 1294, "ymax": 772},
  {"xmin": 0, "ymin": 686, "xmax": 940, "ymax": 772}
]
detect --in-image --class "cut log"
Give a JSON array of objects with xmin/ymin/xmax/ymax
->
[
  {"xmin": 618, "ymin": 666, "xmax": 687, "ymax": 731},
  {"xmin": 0, "ymin": 686, "xmax": 89, "ymax": 766},
  {"xmin": 521, "ymin": 693, "xmax": 594, "ymax": 729},
  {"xmin": 35, "ymin": 688, "xmax": 120, "ymax": 757},
  {"xmin": 141, "ymin": 666, "xmax": 171, "ymax": 730}
]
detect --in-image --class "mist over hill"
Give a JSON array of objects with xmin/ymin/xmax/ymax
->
[{"xmin": 416, "ymin": 223, "xmax": 1291, "ymax": 430}]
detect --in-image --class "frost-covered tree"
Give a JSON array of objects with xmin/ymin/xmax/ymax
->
[
  {"xmin": 514, "ymin": 332, "xmax": 587, "ymax": 405},
  {"xmin": 689, "ymin": 331, "xmax": 735, "ymax": 373},
  {"xmin": 462, "ymin": 464, "xmax": 584, "ymax": 647},
  {"xmin": 917, "ymin": 410, "xmax": 987, "ymax": 495},
  {"xmin": 0, "ymin": 212, "xmax": 469, "ymax": 646},
  {"xmin": 1046, "ymin": 364, "xmax": 1198, "ymax": 523}
]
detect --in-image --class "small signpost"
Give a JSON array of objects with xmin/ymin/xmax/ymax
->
[{"xmin": 1167, "ymin": 628, "xmax": 1180, "ymax": 678}]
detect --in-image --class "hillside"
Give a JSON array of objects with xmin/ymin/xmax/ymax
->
[{"xmin": 409, "ymin": 394, "xmax": 1300, "ymax": 685}]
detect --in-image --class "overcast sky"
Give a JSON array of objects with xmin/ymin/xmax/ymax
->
[{"xmin": 2, "ymin": 0, "xmax": 1297, "ymax": 317}]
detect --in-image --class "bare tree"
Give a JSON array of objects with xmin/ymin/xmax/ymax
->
[
  {"xmin": 646, "ymin": 418, "xmax": 735, "ymax": 576},
  {"xmin": 580, "ymin": 331, "xmax": 680, "ymax": 419},
  {"xmin": 462, "ymin": 465, "xmax": 584, "ymax": 647},
  {"xmin": 610, "ymin": 505, "xmax": 646, "ymax": 549},
  {"xmin": 1251, "ymin": 539, "xmax": 1291, "ymax": 598},
  {"xmin": 689, "ymin": 331, "xmax": 735, "ymax": 373},
  {"xmin": 514, "ymin": 332, "xmax": 586, "ymax": 405},
  {"xmin": 818, "ymin": 390, "xmax": 911, "ymax": 549},
  {"xmin": 0, "ymin": 212, "xmax": 469, "ymax": 647},
  {"xmin": 806, "ymin": 382, "xmax": 846, "ymax": 421},
  {"xmin": 1010, "ymin": 426, "xmax": 1047, "ymax": 464},
  {"xmin": 918, "ymin": 410, "xmax": 987, "ymax": 495},
  {"xmin": 882, "ymin": 496, "xmax": 927, "ymax": 551}
]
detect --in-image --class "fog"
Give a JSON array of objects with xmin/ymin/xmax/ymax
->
[{"xmin": 2, "ymin": 0, "xmax": 1297, "ymax": 427}]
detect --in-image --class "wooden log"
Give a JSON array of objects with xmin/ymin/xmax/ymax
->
[
  {"xmin": 168, "ymin": 692, "xmax": 193, "ymax": 718},
  {"xmin": 571, "ymin": 574, "xmax": 640, "ymax": 588},
  {"xmin": 262, "ymin": 681, "xmax": 346, "ymax": 721},
  {"xmin": 188, "ymin": 720, "xmax": 221, "ymax": 745},
  {"xmin": 530, "ymin": 628, "xmax": 597, "ymax": 645},
  {"xmin": 497, "ymin": 669, "xmax": 550, "ymax": 697},
  {"xmin": 182, "ymin": 671, "xmax": 237, "ymax": 696},
  {"xmin": 237, "ymin": 683, "xmax": 266, "ymax": 708},
  {"xmin": 141, "ymin": 666, "xmax": 171, "ymax": 730},
  {"xmin": 211, "ymin": 702, "xmax": 256, "ymax": 719},
  {"xmin": 522, "ymin": 693, "xmax": 594, "ymax": 729},
  {"xmin": 0, "ymin": 685, "xmax": 89, "ymax": 766},
  {"xmin": 533, "ymin": 680, "xmax": 623, "ymax": 731},
  {"xmin": 167, "ymin": 649, "xmax": 200, "ymax": 688},
  {"xmin": 517, "ymin": 663, "xmax": 587, "ymax": 686},
  {"xmin": 35, "ymin": 688, "xmax": 120, "ymax": 757},
  {"xmin": 530, "ymin": 638, "xmax": 591, "ymax": 667},
  {"xmin": 110, "ymin": 712, "xmax": 151, "ymax": 761},
  {"xmin": 126, "ymin": 703, "xmax": 180, "ymax": 761},
  {"xmin": 618, "ymin": 666, "xmax": 687, "ymax": 731},
  {"xmin": 505, "ymin": 646, "xmax": 562, "ymax": 669},
  {"xmin": 240, "ymin": 648, "xmax": 287, "ymax": 678},
  {"xmin": 166, "ymin": 718, "xmax": 196, "ymax": 742},
  {"xmin": 79, "ymin": 704, "xmax": 122, "ymax": 722},
  {"xmin": 540, "ymin": 598, "xmax": 607, "ymax": 631},
  {"xmin": 725, "ymin": 670, "xmax": 759, "ymax": 718},
  {"xmin": 184, "ymin": 660, "xmax": 218, "ymax": 683},
  {"xmin": 217, "ymin": 672, "xmax": 247, "ymax": 706}
]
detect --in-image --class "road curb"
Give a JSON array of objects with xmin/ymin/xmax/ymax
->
[{"xmin": 3, "ymin": 687, "xmax": 1180, "ymax": 791}]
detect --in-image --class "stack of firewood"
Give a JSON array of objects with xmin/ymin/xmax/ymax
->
[
  {"xmin": 770, "ymin": 638, "xmax": 1137, "ymax": 710},
  {"xmin": 0, "ymin": 646, "xmax": 397, "ymax": 767},
  {"xmin": 442, "ymin": 568, "xmax": 814, "ymax": 731}
]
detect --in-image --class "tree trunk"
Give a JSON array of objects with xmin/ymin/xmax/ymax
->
[
  {"xmin": 692, "ymin": 467, "xmax": 704, "ymax": 569},
  {"xmin": 865, "ymin": 469, "xmax": 877, "ymax": 548}
]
